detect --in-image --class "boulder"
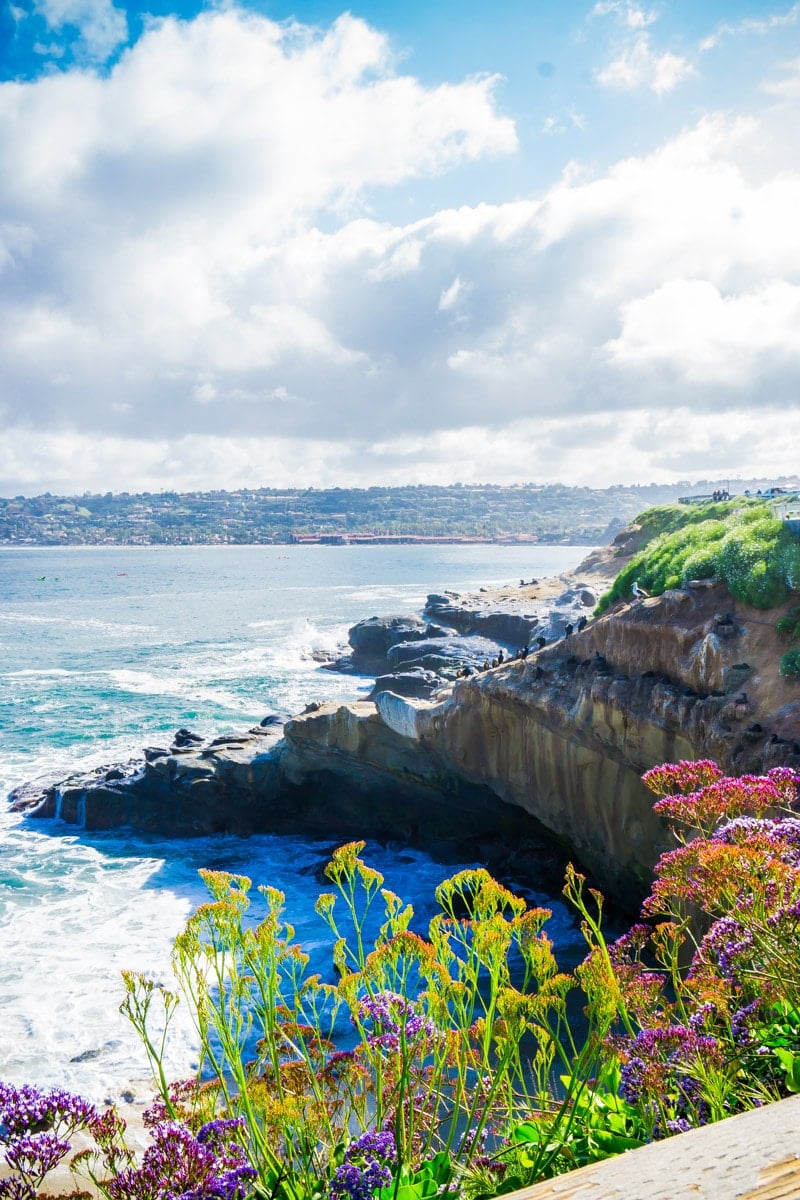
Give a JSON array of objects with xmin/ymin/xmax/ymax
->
[
  {"xmin": 347, "ymin": 615, "xmax": 430, "ymax": 673},
  {"xmin": 368, "ymin": 669, "xmax": 445, "ymax": 700},
  {"xmin": 386, "ymin": 636, "xmax": 504, "ymax": 677}
]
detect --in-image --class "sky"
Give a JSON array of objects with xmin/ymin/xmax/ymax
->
[{"xmin": 1, "ymin": 0, "xmax": 799, "ymax": 496}]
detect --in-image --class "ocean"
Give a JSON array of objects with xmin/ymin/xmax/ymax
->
[{"xmin": 0, "ymin": 542, "xmax": 587, "ymax": 1104}]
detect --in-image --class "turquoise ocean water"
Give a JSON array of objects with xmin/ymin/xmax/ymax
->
[{"xmin": 1, "ymin": 543, "xmax": 586, "ymax": 1103}]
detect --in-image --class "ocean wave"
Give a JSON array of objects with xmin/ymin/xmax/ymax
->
[
  {"xmin": 102, "ymin": 668, "xmax": 261, "ymax": 714},
  {"xmin": 2, "ymin": 668, "xmax": 76, "ymax": 678},
  {"xmin": 0, "ymin": 612, "xmax": 157, "ymax": 634}
]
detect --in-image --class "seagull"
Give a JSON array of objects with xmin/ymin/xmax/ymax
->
[{"xmin": 631, "ymin": 581, "xmax": 650, "ymax": 600}]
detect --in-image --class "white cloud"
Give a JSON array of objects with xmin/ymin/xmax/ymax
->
[
  {"xmin": 596, "ymin": 34, "xmax": 695, "ymax": 93},
  {"xmin": 762, "ymin": 57, "xmax": 800, "ymax": 98},
  {"xmin": 604, "ymin": 279, "xmax": 800, "ymax": 383},
  {"xmin": 591, "ymin": 2, "xmax": 658, "ymax": 30},
  {"xmin": 541, "ymin": 109, "xmax": 587, "ymax": 135},
  {"xmin": 438, "ymin": 276, "xmax": 468, "ymax": 311},
  {"xmin": 701, "ymin": 4, "xmax": 800, "ymax": 53},
  {"xmin": 1, "ymin": 9, "xmax": 799, "ymax": 493},
  {"xmin": 33, "ymin": 0, "xmax": 127, "ymax": 61},
  {"xmin": 0, "ymin": 405, "xmax": 794, "ymax": 495}
]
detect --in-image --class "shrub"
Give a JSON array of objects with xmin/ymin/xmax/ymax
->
[
  {"xmin": 776, "ymin": 608, "xmax": 800, "ymax": 641},
  {"xmin": 597, "ymin": 500, "xmax": 799, "ymax": 613},
  {"xmin": 780, "ymin": 648, "xmax": 800, "ymax": 677}
]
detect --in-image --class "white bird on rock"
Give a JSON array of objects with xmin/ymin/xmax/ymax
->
[{"xmin": 631, "ymin": 581, "xmax": 650, "ymax": 600}]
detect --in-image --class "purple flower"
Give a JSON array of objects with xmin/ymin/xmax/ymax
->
[
  {"xmin": 688, "ymin": 1002, "xmax": 717, "ymax": 1032},
  {"xmin": 4, "ymin": 1130, "xmax": 71, "ymax": 1177},
  {"xmin": 618, "ymin": 1025, "xmax": 718, "ymax": 1125},
  {"xmin": 703, "ymin": 917, "xmax": 754, "ymax": 982},
  {"xmin": 106, "ymin": 1119, "xmax": 256, "ymax": 1200},
  {"xmin": 346, "ymin": 1130, "xmax": 396, "ymax": 1163},
  {"xmin": 0, "ymin": 1082, "xmax": 96, "ymax": 1141},
  {"xmin": 731, "ymin": 1001, "xmax": 763, "ymax": 1046},
  {"xmin": 0, "ymin": 1179, "xmax": 34, "ymax": 1200},
  {"xmin": 329, "ymin": 1129, "xmax": 397, "ymax": 1200},
  {"xmin": 355, "ymin": 993, "xmax": 434, "ymax": 1055}
]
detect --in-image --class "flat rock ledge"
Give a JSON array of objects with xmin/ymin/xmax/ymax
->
[{"xmin": 10, "ymin": 709, "xmax": 568, "ymax": 889}]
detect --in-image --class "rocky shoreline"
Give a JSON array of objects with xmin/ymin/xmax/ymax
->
[{"xmin": 10, "ymin": 544, "xmax": 800, "ymax": 910}]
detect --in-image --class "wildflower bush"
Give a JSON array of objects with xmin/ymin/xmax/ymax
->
[
  {"xmin": 597, "ymin": 499, "xmax": 800, "ymax": 613},
  {"xmin": 3, "ymin": 761, "xmax": 800, "ymax": 1199}
]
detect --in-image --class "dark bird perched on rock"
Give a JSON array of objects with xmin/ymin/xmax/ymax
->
[
  {"xmin": 563, "ymin": 623, "xmax": 574, "ymax": 639},
  {"xmin": 631, "ymin": 581, "xmax": 650, "ymax": 600},
  {"xmin": 536, "ymin": 635, "xmax": 547, "ymax": 650},
  {"xmin": 576, "ymin": 615, "xmax": 588, "ymax": 632},
  {"xmin": 173, "ymin": 727, "xmax": 204, "ymax": 748}
]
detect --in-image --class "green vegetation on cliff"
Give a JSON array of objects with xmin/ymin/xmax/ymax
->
[{"xmin": 598, "ymin": 498, "xmax": 800, "ymax": 613}]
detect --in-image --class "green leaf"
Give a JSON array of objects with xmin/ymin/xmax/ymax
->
[
  {"xmin": 592, "ymin": 1129, "xmax": 647, "ymax": 1154},
  {"xmin": 774, "ymin": 1047, "xmax": 800, "ymax": 1092},
  {"xmin": 512, "ymin": 1121, "xmax": 542, "ymax": 1145}
]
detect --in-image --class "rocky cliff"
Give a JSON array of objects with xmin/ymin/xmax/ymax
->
[
  {"xmin": 11, "ymin": 558, "xmax": 800, "ymax": 910},
  {"xmin": 273, "ymin": 579, "xmax": 800, "ymax": 907}
]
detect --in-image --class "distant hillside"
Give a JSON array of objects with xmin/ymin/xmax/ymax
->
[{"xmin": 2, "ymin": 479, "xmax": 798, "ymax": 547}]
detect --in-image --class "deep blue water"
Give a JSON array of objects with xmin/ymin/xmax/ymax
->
[{"xmin": 0, "ymin": 543, "xmax": 586, "ymax": 1102}]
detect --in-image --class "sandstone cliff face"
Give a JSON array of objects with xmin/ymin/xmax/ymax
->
[{"xmin": 283, "ymin": 582, "xmax": 800, "ymax": 908}]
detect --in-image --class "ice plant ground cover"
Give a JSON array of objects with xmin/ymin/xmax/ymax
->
[
  {"xmin": 596, "ymin": 498, "xmax": 800, "ymax": 613},
  {"xmin": 2, "ymin": 761, "xmax": 800, "ymax": 1199}
]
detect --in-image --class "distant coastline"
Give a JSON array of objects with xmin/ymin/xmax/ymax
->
[
  {"xmin": 1, "ymin": 533, "xmax": 587, "ymax": 548},
  {"xmin": 4, "ymin": 477, "xmax": 799, "ymax": 548}
]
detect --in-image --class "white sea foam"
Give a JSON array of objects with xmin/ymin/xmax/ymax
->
[
  {"xmin": 3, "ymin": 668, "xmax": 77, "ymax": 678},
  {"xmin": 0, "ymin": 612, "xmax": 157, "ymax": 634},
  {"xmin": 101, "ymin": 668, "xmax": 260, "ymax": 714}
]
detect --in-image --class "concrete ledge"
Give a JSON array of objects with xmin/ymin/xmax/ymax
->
[{"xmin": 505, "ymin": 1094, "xmax": 800, "ymax": 1199}]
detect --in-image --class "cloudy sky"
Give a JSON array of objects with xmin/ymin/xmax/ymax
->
[{"xmin": 1, "ymin": 0, "xmax": 799, "ymax": 495}]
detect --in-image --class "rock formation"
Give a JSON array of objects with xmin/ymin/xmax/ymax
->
[{"xmin": 9, "ymin": 557, "xmax": 800, "ymax": 911}]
